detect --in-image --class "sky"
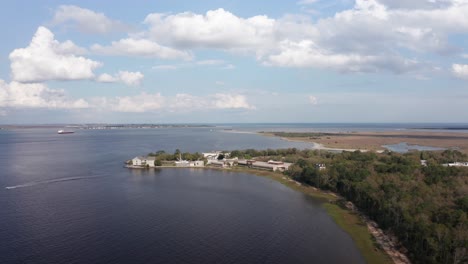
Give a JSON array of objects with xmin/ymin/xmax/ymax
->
[{"xmin": 0, "ymin": 0, "xmax": 468, "ymax": 124}]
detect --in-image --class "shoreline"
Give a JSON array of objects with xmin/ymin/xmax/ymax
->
[
  {"xmin": 126, "ymin": 165, "xmax": 400, "ymax": 263},
  {"xmin": 259, "ymin": 131, "xmax": 468, "ymax": 153}
]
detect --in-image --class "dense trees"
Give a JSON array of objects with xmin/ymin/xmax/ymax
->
[{"xmin": 147, "ymin": 150, "xmax": 204, "ymax": 162}]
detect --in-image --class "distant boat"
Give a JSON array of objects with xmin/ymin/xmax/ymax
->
[{"xmin": 58, "ymin": 130, "xmax": 74, "ymax": 134}]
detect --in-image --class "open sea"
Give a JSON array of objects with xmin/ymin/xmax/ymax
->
[{"xmin": 2, "ymin": 123, "xmax": 465, "ymax": 263}]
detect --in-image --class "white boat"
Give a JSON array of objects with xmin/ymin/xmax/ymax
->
[{"xmin": 57, "ymin": 130, "xmax": 74, "ymax": 134}]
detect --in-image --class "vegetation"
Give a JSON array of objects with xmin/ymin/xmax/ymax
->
[
  {"xmin": 147, "ymin": 149, "xmax": 205, "ymax": 162},
  {"xmin": 229, "ymin": 148, "xmax": 468, "ymax": 264},
  {"xmin": 260, "ymin": 131, "xmax": 331, "ymax": 138}
]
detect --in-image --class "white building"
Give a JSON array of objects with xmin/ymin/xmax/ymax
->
[
  {"xmin": 175, "ymin": 160, "xmax": 190, "ymax": 167},
  {"xmin": 443, "ymin": 162, "xmax": 468, "ymax": 167},
  {"xmin": 175, "ymin": 160, "xmax": 205, "ymax": 167},
  {"xmin": 202, "ymin": 151, "xmax": 231, "ymax": 160},
  {"xmin": 207, "ymin": 158, "xmax": 237, "ymax": 167},
  {"xmin": 238, "ymin": 159, "xmax": 292, "ymax": 172},
  {"xmin": 190, "ymin": 160, "xmax": 205, "ymax": 167},
  {"xmin": 132, "ymin": 156, "xmax": 156, "ymax": 167},
  {"xmin": 203, "ymin": 151, "xmax": 221, "ymax": 160}
]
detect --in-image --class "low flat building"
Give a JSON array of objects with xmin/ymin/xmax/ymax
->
[
  {"xmin": 238, "ymin": 159, "xmax": 292, "ymax": 172},
  {"xmin": 207, "ymin": 160, "xmax": 228, "ymax": 167},
  {"xmin": 175, "ymin": 160, "xmax": 204, "ymax": 167},
  {"xmin": 190, "ymin": 160, "xmax": 205, "ymax": 167},
  {"xmin": 132, "ymin": 156, "xmax": 156, "ymax": 167},
  {"xmin": 175, "ymin": 160, "xmax": 190, "ymax": 167}
]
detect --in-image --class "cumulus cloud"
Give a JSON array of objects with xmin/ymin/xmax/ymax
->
[
  {"xmin": 452, "ymin": 64, "xmax": 468, "ymax": 79},
  {"xmin": 0, "ymin": 77, "xmax": 255, "ymax": 114},
  {"xmin": 91, "ymin": 38, "xmax": 192, "ymax": 60},
  {"xmin": 51, "ymin": 5, "xmax": 129, "ymax": 34},
  {"xmin": 97, "ymin": 71, "xmax": 144, "ymax": 86},
  {"xmin": 136, "ymin": 5, "xmax": 460, "ymax": 74},
  {"xmin": 144, "ymin": 8, "xmax": 276, "ymax": 51},
  {"xmin": 0, "ymin": 79, "xmax": 89, "ymax": 109},
  {"xmin": 117, "ymin": 71, "xmax": 144, "ymax": 86},
  {"xmin": 9, "ymin": 26, "xmax": 102, "ymax": 83},
  {"xmin": 211, "ymin": 93, "xmax": 255, "ymax": 109},
  {"xmin": 47, "ymin": 3, "xmax": 465, "ymax": 76},
  {"xmin": 265, "ymin": 40, "xmax": 424, "ymax": 73}
]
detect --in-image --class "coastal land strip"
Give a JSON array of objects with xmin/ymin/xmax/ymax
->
[{"xmin": 260, "ymin": 131, "xmax": 468, "ymax": 153}]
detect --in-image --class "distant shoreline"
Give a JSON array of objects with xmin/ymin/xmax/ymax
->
[
  {"xmin": 259, "ymin": 131, "xmax": 468, "ymax": 153},
  {"xmin": 409, "ymin": 127, "xmax": 468, "ymax": 130}
]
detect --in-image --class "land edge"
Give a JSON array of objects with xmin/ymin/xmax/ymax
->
[
  {"xmin": 126, "ymin": 165, "xmax": 407, "ymax": 264},
  {"xmin": 257, "ymin": 132, "xmax": 378, "ymax": 152},
  {"xmin": 258, "ymin": 131, "xmax": 468, "ymax": 153}
]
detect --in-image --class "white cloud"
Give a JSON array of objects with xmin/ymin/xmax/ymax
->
[
  {"xmin": 9, "ymin": 27, "xmax": 102, "ymax": 83},
  {"xmin": 95, "ymin": 73, "xmax": 117, "ymax": 83},
  {"xmin": 94, "ymin": 92, "xmax": 255, "ymax": 113},
  {"xmin": 211, "ymin": 93, "xmax": 255, "ymax": 109},
  {"xmin": 51, "ymin": 5, "xmax": 129, "ymax": 34},
  {"xmin": 117, "ymin": 71, "xmax": 144, "ymax": 86},
  {"xmin": 138, "ymin": 6, "xmax": 458, "ymax": 75},
  {"xmin": 144, "ymin": 9, "xmax": 276, "ymax": 51},
  {"xmin": 0, "ymin": 79, "xmax": 89, "ymax": 109},
  {"xmin": 309, "ymin": 95, "xmax": 318, "ymax": 105},
  {"xmin": 452, "ymin": 64, "xmax": 468, "ymax": 79},
  {"xmin": 170, "ymin": 93, "xmax": 206, "ymax": 110},
  {"xmin": 96, "ymin": 71, "xmax": 144, "ymax": 86},
  {"xmin": 265, "ymin": 40, "xmax": 424, "ymax": 73},
  {"xmin": 91, "ymin": 38, "xmax": 192, "ymax": 60}
]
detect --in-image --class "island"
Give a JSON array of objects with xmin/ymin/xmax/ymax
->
[{"xmin": 126, "ymin": 148, "xmax": 468, "ymax": 264}]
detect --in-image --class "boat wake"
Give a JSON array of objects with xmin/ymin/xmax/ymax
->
[{"xmin": 5, "ymin": 175, "xmax": 105, "ymax": 190}]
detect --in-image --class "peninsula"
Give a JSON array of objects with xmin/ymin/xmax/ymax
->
[{"xmin": 126, "ymin": 148, "xmax": 468, "ymax": 264}]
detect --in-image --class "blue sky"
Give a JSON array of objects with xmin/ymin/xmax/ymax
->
[{"xmin": 1, "ymin": 0, "xmax": 468, "ymax": 124}]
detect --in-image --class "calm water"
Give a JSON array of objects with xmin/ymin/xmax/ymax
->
[{"xmin": 0, "ymin": 128, "xmax": 364, "ymax": 264}]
